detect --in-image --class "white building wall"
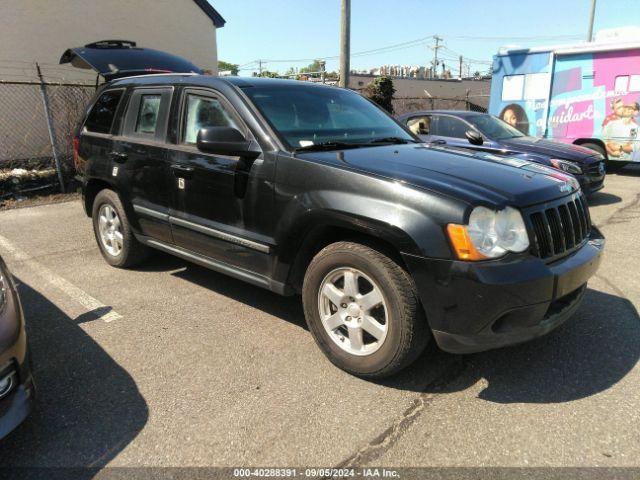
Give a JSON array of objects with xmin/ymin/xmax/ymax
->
[{"xmin": 1, "ymin": 0, "xmax": 219, "ymax": 81}]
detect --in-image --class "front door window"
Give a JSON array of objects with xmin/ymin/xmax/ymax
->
[{"xmin": 183, "ymin": 95, "xmax": 239, "ymax": 144}]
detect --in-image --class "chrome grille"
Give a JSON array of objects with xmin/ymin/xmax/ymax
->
[{"xmin": 529, "ymin": 194, "xmax": 591, "ymax": 259}]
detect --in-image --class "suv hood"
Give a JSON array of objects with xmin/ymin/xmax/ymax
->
[
  {"xmin": 60, "ymin": 40, "xmax": 202, "ymax": 80},
  {"xmin": 296, "ymin": 143, "xmax": 579, "ymax": 207},
  {"xmin": 499, "ymin": 136, "xmax": 601, "ymax": 162}
]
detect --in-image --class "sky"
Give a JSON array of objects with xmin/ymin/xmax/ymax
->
[{"xmin": 211, "ymin": 0, "xmax": 640, "ymax": 76}]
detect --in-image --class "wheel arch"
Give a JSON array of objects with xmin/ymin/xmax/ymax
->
[
  {"xmin": 83, "ymin": 178, "xmax": 118, "ymax": 217},
  {"xmin": 573, "ymin": 138, "xmax": 607, "ymax": 158},
  {"xmin": 278, "ymin": 210, "xmax": 438, "ymax": 294}
]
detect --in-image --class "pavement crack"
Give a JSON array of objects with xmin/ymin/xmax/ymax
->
[
  {"xmin": 595, "ymin": 191, "xmax": 640, "ymax": 229},
  {"xmin": 336, "ymin": 358, "xmax": 467, "ymax": 468},
  {"xmin": 594, "ymin": 273, "xmax": 627, "ymax": 299}
]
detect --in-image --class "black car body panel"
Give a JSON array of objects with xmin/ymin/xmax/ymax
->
[
  {"xmin": 74, "ymin": 71, "xmax": 604, "ymax": 355},
  {"xmin": 404, "ymin": 226, "xmax": 604, "ymax": 353},
  {"xmin": 397, "ymin": 110, "xmax": 606, "ymax": 195},
  {"xmin": 295, "ymin": 144, "xmax": 580, "ymax": 207},
  {"xmin": 60, "ymin": 40, "xmax": 202, "ymax": 80},
  {"xmin": 0, "ymin": 256, "xmax": 34, "ymax": 439}
]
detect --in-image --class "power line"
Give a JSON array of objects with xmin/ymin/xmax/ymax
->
[{"xmin": 237, "ymin": 32, "xmax": 585, "ymax": 72}]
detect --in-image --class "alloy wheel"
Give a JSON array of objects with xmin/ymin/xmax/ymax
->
[
  {"xmin": 317, "ymin": 267, "xmax": 388, "ymax": 356},
  {"xmin": 98, "ymin": 204, "xmax": 124, "ymax": 257}
]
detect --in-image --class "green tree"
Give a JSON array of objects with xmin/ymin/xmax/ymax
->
[
  {"xmin": 256, "ymin": 70, "xmax": 279, "ymax": 78},
  {"xmin": 364, "ymin": 76, "xmax": 396, "ymax": 113},
  {"xmin": 218, "ymin": 60, "xmax": 239, "ymax": 76},
  {"xmin": 300, "ymin": 59, "xmax": 324, "ymax": 77}
]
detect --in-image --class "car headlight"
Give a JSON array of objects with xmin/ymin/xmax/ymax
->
[
  {"xmin": 550, "ymin": 159, "xmax": 582, "ymax": 175},
  {"xmin": 447, "ymin": 206, "xmax": 530, "ymax": 260}
]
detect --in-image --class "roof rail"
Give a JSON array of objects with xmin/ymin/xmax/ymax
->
[{"xmin": 85, "ymin": 40, "xmax": 137, "ymax": 49}]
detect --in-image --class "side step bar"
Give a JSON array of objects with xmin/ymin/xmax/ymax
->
[{"xmin": 135, "ymin": 235, "xmax": 292, "ymax": 296}]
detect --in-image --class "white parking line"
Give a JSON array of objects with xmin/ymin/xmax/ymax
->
[{"xmin": 0, "ymin": 234, "xmax": 122, "ymax": 323}]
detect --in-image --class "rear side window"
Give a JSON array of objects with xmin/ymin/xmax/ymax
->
[
  {"xmin": 433, "ymin": 116, "xmax": 468, "ymax": 138},
  {"xmin": 121, "ymin": 87, "xmax": 172, "ymax": 140},
  {"xmin": 84, "ymin": 90, "xmax": 123, "ymax": 134},
  {"xmin": 135, "ymin": 95, "xmax": 162, "ymax": 135}
]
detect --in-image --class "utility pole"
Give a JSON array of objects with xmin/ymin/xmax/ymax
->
[
  {"xmin": 339, "ymin": 0, "xmax": 351, "ymax": 88},
  {"xmin": 319, "ymin": 60, "xmax": 326, "ymax": 84},
  {"xmin": 459, "ymin": 55, "xmax": 463, "ymax": 80},
  {"xmin": 432, "ymin": 35, "xmax": 442, "ymax": 79},
  {"xmin": 258, "ymin": 59, "xmax": 263, "ymax": 76},
  {"xmin": 587, "ymin": 0, "xmax": 597, "ymax": 42}
]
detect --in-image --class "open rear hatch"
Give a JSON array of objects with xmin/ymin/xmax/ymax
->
[{"xmin": 60, "ymin": 40, "xmax": 202, "ymax": 81}]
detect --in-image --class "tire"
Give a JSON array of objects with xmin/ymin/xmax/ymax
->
[
  {"xmin": 581, "ymin": 142, "xmax": 628, "ymax": 172},
  {"xmin": 302, "ymin": 241, "xmax": 430, "ymax": 378},
  {"xmin": 92, "ymin": 189, "xmax": 149, "ymax": 268}
]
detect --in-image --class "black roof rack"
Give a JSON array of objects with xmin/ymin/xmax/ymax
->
[{"xmin": 85, "ymin": 40, "xmax": 137, "ymax": 49}]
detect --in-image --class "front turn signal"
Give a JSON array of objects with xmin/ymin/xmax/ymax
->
[{"xmin": 446, "ymin": 224, "xmax": 487, "ymax": 261}]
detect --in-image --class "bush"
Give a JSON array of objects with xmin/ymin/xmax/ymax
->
[{"xmin": 363, "ymin": 76, "xmax": 396, "ymax": 114}]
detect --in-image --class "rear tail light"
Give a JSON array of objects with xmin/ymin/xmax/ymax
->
[{"xmin": 72, "ymin": 136, "xmax": 80, "ymax": 171}]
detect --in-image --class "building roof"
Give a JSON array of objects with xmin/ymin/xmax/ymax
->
[{"xmin": 192, "ymin": 0, "xmax": 226, "ymax": 28}]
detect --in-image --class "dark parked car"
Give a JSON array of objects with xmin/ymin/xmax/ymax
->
[
  {"xmin": 0, "ymin": 256, "xmax": 34, "ymax": 438},
  {"xmin": 69, "ymin": 43, "xmax": 605, "ymax": 378},
  {"xmin": 397, "ymin": 110, "xmax": 606, "ymax": 195}
]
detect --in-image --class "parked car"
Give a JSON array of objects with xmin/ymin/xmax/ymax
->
[
  {"xmin": 0, "ymin": 255, "xmax": 34, "ymax": 439},
  {"xmin": 69, "ymin": 43, "xmax": 605, "ymax": 378},
  {"xmin": 397, "ymin": 110, "xmax": 606, "ymax": 195}
]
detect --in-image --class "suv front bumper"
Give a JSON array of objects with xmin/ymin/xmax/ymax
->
[{"xmin": 403, "ymin": 227, "xmax": 605, "ymax": 354}]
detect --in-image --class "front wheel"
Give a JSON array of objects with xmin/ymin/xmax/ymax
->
[{"xmin": 302, "ymin": 241, "xmax": 430, "ymax": 378}]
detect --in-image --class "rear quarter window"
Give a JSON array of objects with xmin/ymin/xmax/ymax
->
[{"xmin": 84, "ymin": 90, "xmax": 124, "ymax": 134}]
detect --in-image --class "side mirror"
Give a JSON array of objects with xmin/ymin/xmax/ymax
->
[
  {"xmin": 465, "ymin": 129, "xmax": 483, "ymax": 146},
  {"xmin": 196, "ymin": 127, "xmax": 260, "ymax": 158}
]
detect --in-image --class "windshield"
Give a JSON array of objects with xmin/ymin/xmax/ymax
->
[
  {"xmin": 466, "ymin": 114, "xmax": 525, "ymax": 140},
  {"xmin": 242, "ymin": 84, "xmax": 415, "ymax": 149}
]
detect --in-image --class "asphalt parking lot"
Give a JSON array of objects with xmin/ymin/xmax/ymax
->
[{"xmin": 0, "ymin": 166, "xmax": 638, "ymax": 470}]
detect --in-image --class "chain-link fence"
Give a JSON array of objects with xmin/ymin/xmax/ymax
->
[
  {"xmin": 392, "ymin": 95, "xmax": 489, "ymax": 115},
  {"xmin": 0, "ymin": 74, "xmax": 491, "ymax": 199},
  {"xmin": 0, "ymin": 80, "xmax": 95, "ymax": 200}
]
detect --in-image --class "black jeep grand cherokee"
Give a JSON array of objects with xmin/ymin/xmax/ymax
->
[{"xmin": 71, "ymin": 46, "xmax": 604, "ymax": 378}]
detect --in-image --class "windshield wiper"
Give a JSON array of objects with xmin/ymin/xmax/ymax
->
[
  {"xmin": 367, "ymin": 136, "xmax": 417, "ymax": 145},
  {"xmin": 294, "ymin": 141, "xmax": 369, "ymax": 152},
  {"xmin": 294, "ymin": 137, "xmax": 416, "ymax": 152}
]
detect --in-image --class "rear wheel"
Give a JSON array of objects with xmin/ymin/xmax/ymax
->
[
  {"xmin": 302, "ymin": 241, "xmax": 429, "ymax": 378},
  {"xmin": 92, "ymin": 189, "xmax": 149, "ymax": 268}
]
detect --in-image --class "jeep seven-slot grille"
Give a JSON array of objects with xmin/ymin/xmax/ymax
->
[{"xmin": 529, "ymin": 195, "xmax": 591, "ymax": 259}]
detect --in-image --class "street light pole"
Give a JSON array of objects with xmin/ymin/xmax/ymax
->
[
  {"xmin": 587, "ymin": 0, "xmax": 597, "ymax": 42},
  {"xmin": 339, "ymin": 0, "xmax": 351, "ymax": 88}
]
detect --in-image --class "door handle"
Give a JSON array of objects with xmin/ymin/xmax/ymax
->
[
  {"xmin": 430, "ymin": 139, "xmax": 446, "ymax": 145},
  {"xmin": 171, "ymin": 164, "xmax": 194, "ymax": 177},
  {"xmin": 109, "ymin": 151, "xmax": 128, "ymax": 163}
]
